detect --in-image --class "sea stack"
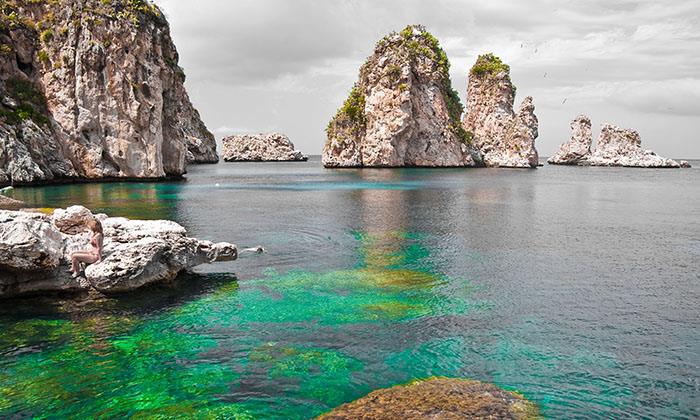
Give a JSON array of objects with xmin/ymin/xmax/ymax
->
[
  {"xmin": 322, "ymin": 25, "xmax": 480, "ymax": 168},
  {"xmin": 547, "ymin": 115, "xmax": 593, "ymax": 165},
  {"xmin": 0, "ymin": 0, "xmax": 217, "ymax": 187},
  {"xmin": 549, "ymin": 116, "xmax": 683, "ymax": 168},
  {"xmin": 462, "ymin": 54, "xmax": 539, "ymax": 168},
  {"xmin": 222, "ymin": 133, "xmax": 308, "ymax": 162}
]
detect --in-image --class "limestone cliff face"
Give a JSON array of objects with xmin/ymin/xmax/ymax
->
[
  {"xmin": 549, "ymin": 116, "xmax": 682, "ymax": 168},
  {"xmin": 322, "ymin": 25, "xmax": 480, "ymax": 168},
  {"xmin": 547, "ymin": 115, "xmax": 592, "ymax": 165},
  {"xmin": 0, "ymin": 0, "xmax": 217, "ymax": 186},
  {"xmin": 462, "ymin": 54, "xmax": 539, "ymax": 168}
]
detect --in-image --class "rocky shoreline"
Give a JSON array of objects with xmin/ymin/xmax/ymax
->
[{"xmin": 0, "ymin": 206, "xmax": 237, "ymax": 298}]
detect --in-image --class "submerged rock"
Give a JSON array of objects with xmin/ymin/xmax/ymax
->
[
  {"xmin": 547, "ymin": 115, "xmax": 593, "ymax": 165},
  {"xmin": 0, "ymin": 206, "xmax": 236, "ymax": 297},
  {"xmin": 462, "ymin": 54, "xmax": 539, "ymax": 168},
  {"xmin": 0, "ymin": 0, "xmax": 217, "ymax": 187},
  {"xmin": 549, "ymin": 116, "xmax": 682, "ymax": 168},
  {"xmin": 222, "ymin": 133, "xmax": 308, "ymax": 162},
  {"xmin": 323, "ymin": 25, "xmax": 480, "ymax": 167},
  {"xmin": 318, "ymin": 377, "xmax": 541, "ymax": 419}
]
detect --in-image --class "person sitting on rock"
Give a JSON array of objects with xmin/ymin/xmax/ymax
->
[{"xmin": 70, "ymin": 219, "xmax": 104, "ymax": 278}]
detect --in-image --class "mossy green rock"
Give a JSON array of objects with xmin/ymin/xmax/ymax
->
[{"xmin": 318, "ymin": 377, "xmax": 542, "ymax": 420}]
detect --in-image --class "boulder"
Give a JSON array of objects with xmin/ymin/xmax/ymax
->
[
  {"xmin": 462, "ymin": 54, "xmax": 539, "ymax": 168},
  {"xmin": 222, "ymin": 133, "xmax": 308, "ymax": 162},
  {"xmin": 680, "ymin": 160, "xmax": 692, "ymax": 168},
  {"xmin": 547, "ymin": 115, "xmax": 593, "ymax": 165},
  {"xmin": 0, "ymin": 0, "xmax": 217, "ymax": 188},
  {"xmin": 0, "ymin": 194, "xmax": 25, "ymax": 210},
  {"xmin": 323, "ymin": 25, "xmax": 480, "ymax": 167},
  {"xmin": 0, "ymin": 206, "xmax": 237, "ymax": 298},
  {"xmin": 317, "ymin": 377, "xmax": 541, "ymax": 419}
]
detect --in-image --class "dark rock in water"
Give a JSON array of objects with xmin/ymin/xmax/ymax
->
[
  {"xmin": 317, "ymin": 377, "xmax": 541, "ymax": 419},
  {"xmin": 222, "ymin": 133, "xmax": 308, "ymax": 162},
  {"xmin": 323, "ymin": 25, "xmax": 480, "ymax": 168},
  {"xmin": 0, "ymin": 0, "xmax": 217, "ymax": 187},
  {"xmin": 0, "ymin": 206, "xmax": 236, "ymax": 298},
  {"xmin": 463, "ymin": 54, "xmax": 540, "ymax": 168}
]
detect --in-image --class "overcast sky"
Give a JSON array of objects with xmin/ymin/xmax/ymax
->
[{"xmin": 156, "ymin": 0, "xmax": 700, "ymax": 158}]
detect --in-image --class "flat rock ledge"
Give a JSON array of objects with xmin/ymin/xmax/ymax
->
[
  {"xmin": 0, "ymin": 194, "xmax": 25, "ymax": 210},
  {"xmin": 317, "ymin": 378, "xmax": 541, "ymax": 420},
  {"xmin": 0, "ymin": 206, "xmax": 237, "ymax": 298},
  {"xmin": 548, "ymin": 116, "xmax": 685, "ymax": 168},
  {"xmin": 222, "ymin": 133, "xmax": 308, "ymax": 162}
]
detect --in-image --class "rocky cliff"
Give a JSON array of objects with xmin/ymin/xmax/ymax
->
[
  {"xmin": 549, "ymin": 116, "xmax": 683, "ymax": 168},
  {"xmin": 222, "ymin": 133, "xmax": 308, "ymax": 162},
  {"xmin": 462, "ymin": 54, "xmax": 539, "ymax": 168},
  {"xmin": 322, "ymin": 25, "xmax": 480, "ymax": 167},
  {"xmin": 0, "ymin": 0, "xmax": 217, "ymax": 187},
  {"xmin": 0, "ymin": 206, "xmax": 236, "ymax": 297}
]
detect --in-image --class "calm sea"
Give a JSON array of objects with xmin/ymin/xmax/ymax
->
[{"xmin": 2, "ymin": 157, "xmax": 699, "ymax": 419}]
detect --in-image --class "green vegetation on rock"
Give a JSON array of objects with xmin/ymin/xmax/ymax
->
[
  {"xmin": 0, "ymin": 77, "xmax": 49, "ymax": 126},
  {"xmin": 470, "ymin": 53, "xmax": 511, "ymax": 78}
]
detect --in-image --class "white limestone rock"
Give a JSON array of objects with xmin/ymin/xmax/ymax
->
[
  {"xmin": 222, "ymin": 133, "xmax": 308, "ymax": 162},
  {"xmin": 0, "ymin": 206, "xmax": 237, "ymax": 297},
  {"xmin": 548, "ymin": 115, "xmax": 593, "ymax": 165}
]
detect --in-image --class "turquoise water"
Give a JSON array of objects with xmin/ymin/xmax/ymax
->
[{"xmin": 2, "ymin": 158, "xmax": 699, "ymax": 418}]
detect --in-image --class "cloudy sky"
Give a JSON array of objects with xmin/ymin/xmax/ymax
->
[{"xmin": 156, "ymin": 0, "xmax": 700, "ymax": 158}]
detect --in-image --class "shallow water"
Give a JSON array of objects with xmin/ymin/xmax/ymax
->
[{"xmin": 2, "ymin": 158, "xmax": 699, "ymax": 419}]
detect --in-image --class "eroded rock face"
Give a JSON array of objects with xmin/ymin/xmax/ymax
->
[
  {"xmin": 0, "ymin": 206, "xmax": 236, "ymax": 297},
  {"xmin": 547, "ymin": 115, "xmax": 593, "ymax": 165},
  {"xmin": 323, "ymin": 25, "xmax": 480, "ymax": 168},
  {"xmin": 548, "ymin": 117, "xmax": 682, "ymax": 168},
  {"xmin": 462, "ymin": 54, "xmax": 539, "ymax": 168},
  {"xmin": 0, "ymin": 0, "xmax": 217, "ymax": 187},
  {"xmin": 222, "ymin": 133, "xmax": 308, "ymax": 162},
  {"xmin": 317, "ymin": 377, "xmax": 541, "ymax": 420}
]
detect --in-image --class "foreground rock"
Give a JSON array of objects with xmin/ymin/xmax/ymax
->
[
  {"xmin": 549, "ymin": 117, "xmax": 683, "ymax": 168},
  {"xmin": 318, "ymin": 378, "xmax": 541, "ymax": 420},
  {"xmin": 462, "ymin": 54, "xmax": 539, "ymax": 168},
  {"xmin": 222, "ymin": 133, "xmax": 308, "ymax": 162},
  {"xmin": 0, "ymin": 206, "xmax": 236, "ymax": 298},
  {"xmin": 323, "ymin": 25, "xmax": 480, "ymax": 167},
  {"xmin": 0, "ymin": 0, "xmax": 217, "ymax": 188},
  {"xmin": 0, "ymin": 194, "xmax": 24, "ymax": 210}
]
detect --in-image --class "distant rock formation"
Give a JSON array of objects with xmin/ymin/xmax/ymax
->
[
  {"xmin": 0, "ymin": 0, "xmax": 217, "ymax": 187},
  {"xmin": 549, "ymin": 116, "xmax": 683, "ymax": 168},
  {"xmin": 462, "ymin": 54, "xmax": 539, "ymax": 168},
  {"xmin": 222, "ymin": 133, "xmax": 308, "ymax": 162},
  {"xmin": 547, "ymin": 115, "xmax": 592, "ymax": 165},
  {"xmin": 0, "ymin": 206, "xmax": 236, "ymax": 297},
  {"xmin": 317, "ymin": 378, "xmax": 541, "ymax": 419},
  {"xmin": 322, "ymin": 25, "xmax": 480, "ymax": 167}
]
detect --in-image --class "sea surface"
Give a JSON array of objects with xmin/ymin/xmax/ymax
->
[{"xmin": 2, "ymin": 157, "xmax": 699, "ymax": 419}]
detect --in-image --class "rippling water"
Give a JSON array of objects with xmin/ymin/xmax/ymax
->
[{"xmin": 2, "ymin": 158, "xmax": 699, "ymax": 419}]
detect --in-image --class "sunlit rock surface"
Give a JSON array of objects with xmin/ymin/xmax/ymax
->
[
  {"xmin": 323, "ymin": 25, "xmax": 480, "ymax": 168},
  {"xmin": 318, "ymin": 377, "xmax": 541, "ymax": 419},
  {"xmin": 0, "ymin": 206, "xmax": 236, "ymax": 297},
  {"xmin": 462, "ymin": 54, "xmax": 539, "ymax": 168},
  {"xmin": 0, "ymin": 0, "xmax": 217, "ymax": 187}
]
